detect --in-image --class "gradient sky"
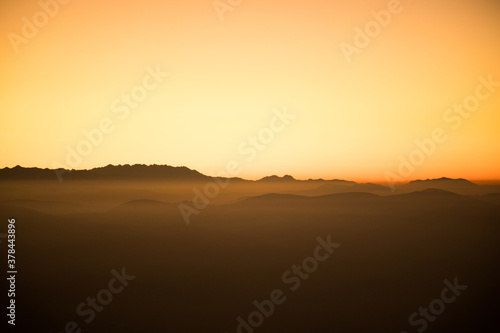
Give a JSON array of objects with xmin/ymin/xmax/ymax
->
[{"xmin": 1, "ymin": 0, "xmax": 499, "ymax": 181}]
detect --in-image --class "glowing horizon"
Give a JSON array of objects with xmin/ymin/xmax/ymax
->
[{"xmin": 1, "ymin": 0, "xmax": 500, "ymax": 183}]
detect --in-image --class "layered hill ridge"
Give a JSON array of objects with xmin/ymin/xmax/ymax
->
[{"xmin": 2, "ymin": 188, "xmax": 498, "ymax": 217}]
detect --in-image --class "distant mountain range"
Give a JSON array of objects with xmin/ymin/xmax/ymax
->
[
  {"xmin": 1, "ymin": 164, "xmax": 500, "ymax": 196},
  {"xmin": 0, "ymin": 165, "xmax": 357, "ymax": 183},
  {"xmin": 0, "ymin": 165, "xmax": 492, "ymax": 185}
]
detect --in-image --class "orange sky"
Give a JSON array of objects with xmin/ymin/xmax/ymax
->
[{"xmin": 1, "ymin": 0, "xmax": 499, "ymax": 182}]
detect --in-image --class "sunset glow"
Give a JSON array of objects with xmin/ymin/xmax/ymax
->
[{"xmin": 1, "ymin": 0, "xmax": 499, "ymax": 181}]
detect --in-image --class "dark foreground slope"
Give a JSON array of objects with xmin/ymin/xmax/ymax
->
[{"xmin": 1, "ymin": 190, "xmax": 499, "ymax": 333}]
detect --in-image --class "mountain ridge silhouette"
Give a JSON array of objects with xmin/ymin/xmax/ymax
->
[{"xmin": 0, "ymin": 165, "xmax": 489, "ymax": 185}]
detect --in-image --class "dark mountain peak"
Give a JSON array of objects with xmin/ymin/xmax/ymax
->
[
  {"xmin": 408, "ymin": 177, "xmax": 476, "ymax": 185},
  {"xmin": 0, "ymin": 164, "xmax": 210, "ymax": 181},
  {"xmin": 258, "ymin": 174, "xmax": 296, "ymax": 182}
]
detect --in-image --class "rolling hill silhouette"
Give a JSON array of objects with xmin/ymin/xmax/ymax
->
[
  {"xmin": 1, "ymin": 167, "xmax": 500, "ymax": 333},
  {"xmin": 2, "ymin": 199, "xmax": 86, "ymax": 214}
]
